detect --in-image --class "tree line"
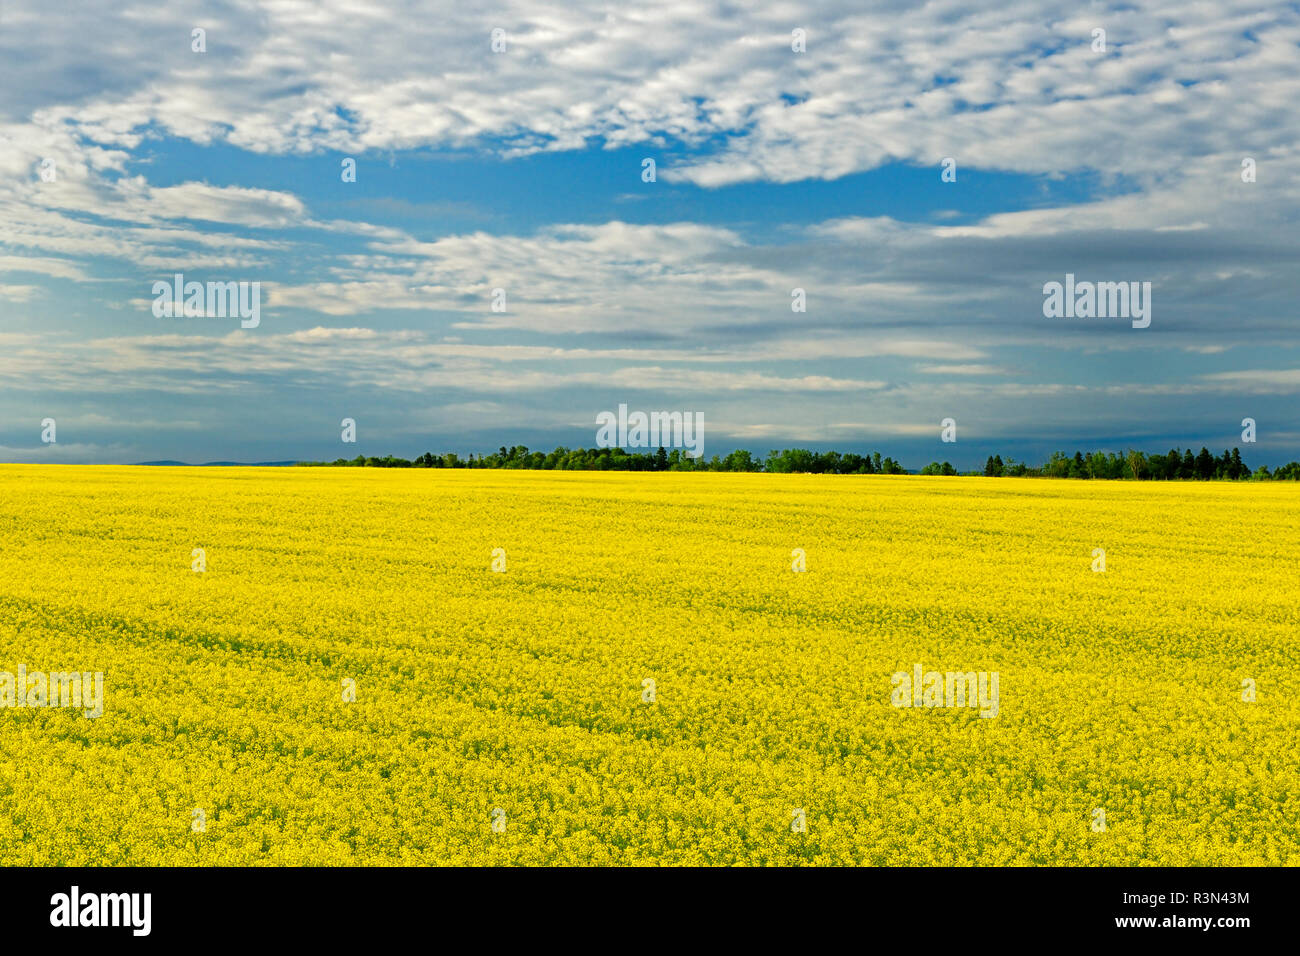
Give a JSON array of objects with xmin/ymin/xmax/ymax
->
[
  {"xmin": 298, "ymin": 444, "xmax": 1300, "ymax": 479},
  {"xmin": 301, "ymin": 446, "xmax": 906, "ymax": 473},
  {"xmin": 960, "ymin": 447, "xmax": 1300, "ymax": 481}
]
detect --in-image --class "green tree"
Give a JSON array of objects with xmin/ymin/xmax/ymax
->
[
  {"xmin": 1195, "ymin": 447, "xmax": 1215, "ymax": 480},
  {"xmin": 1127, "ymin": 449, "xmax": 1144, "ymax": 480}
]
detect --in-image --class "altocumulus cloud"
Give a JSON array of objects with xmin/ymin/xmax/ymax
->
[{"xmin": 0, "ymin": 1, "xmax": 1297, "ymax": 464}]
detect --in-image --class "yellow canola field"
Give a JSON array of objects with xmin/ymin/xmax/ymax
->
[{"xmin": 0, "ymin": 465, "xmax": 1297, "ymax": 865}]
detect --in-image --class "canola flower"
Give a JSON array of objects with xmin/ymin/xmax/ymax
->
[{"xmin": 0, "ymin": 465, "xmax": 1297, "ymax": 866}]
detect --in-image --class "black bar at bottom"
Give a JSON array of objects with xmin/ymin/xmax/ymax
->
[{"xmin": 1, "ymin": 865, "xmax": 1282, "ymax": 943}]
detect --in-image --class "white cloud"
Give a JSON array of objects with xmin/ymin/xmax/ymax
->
[
  {"xmin": 0, "ymin": 1, "xmax": 1298, "ymax": 461},
  {"xmin": 915, "ymin": 364, "xmax": 1014, "ymax": 376},
  {"xmin": 0, "ymin": 1, "xmax": 1294, "ymax": 188}
]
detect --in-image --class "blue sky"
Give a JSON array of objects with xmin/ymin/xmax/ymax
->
[{"xmin": 1, "ymin": 1, "xmax": 1298, "ymax": 467}]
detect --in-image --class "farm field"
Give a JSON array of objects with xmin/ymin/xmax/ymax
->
[{"xmin": 0, "ymin": 465, "xmax": 1297, "ymax": 865}]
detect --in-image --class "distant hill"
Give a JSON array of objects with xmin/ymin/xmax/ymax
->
[{"xmin": 134, "ymin": 460, "xmax": 299, "ymax": 467}]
